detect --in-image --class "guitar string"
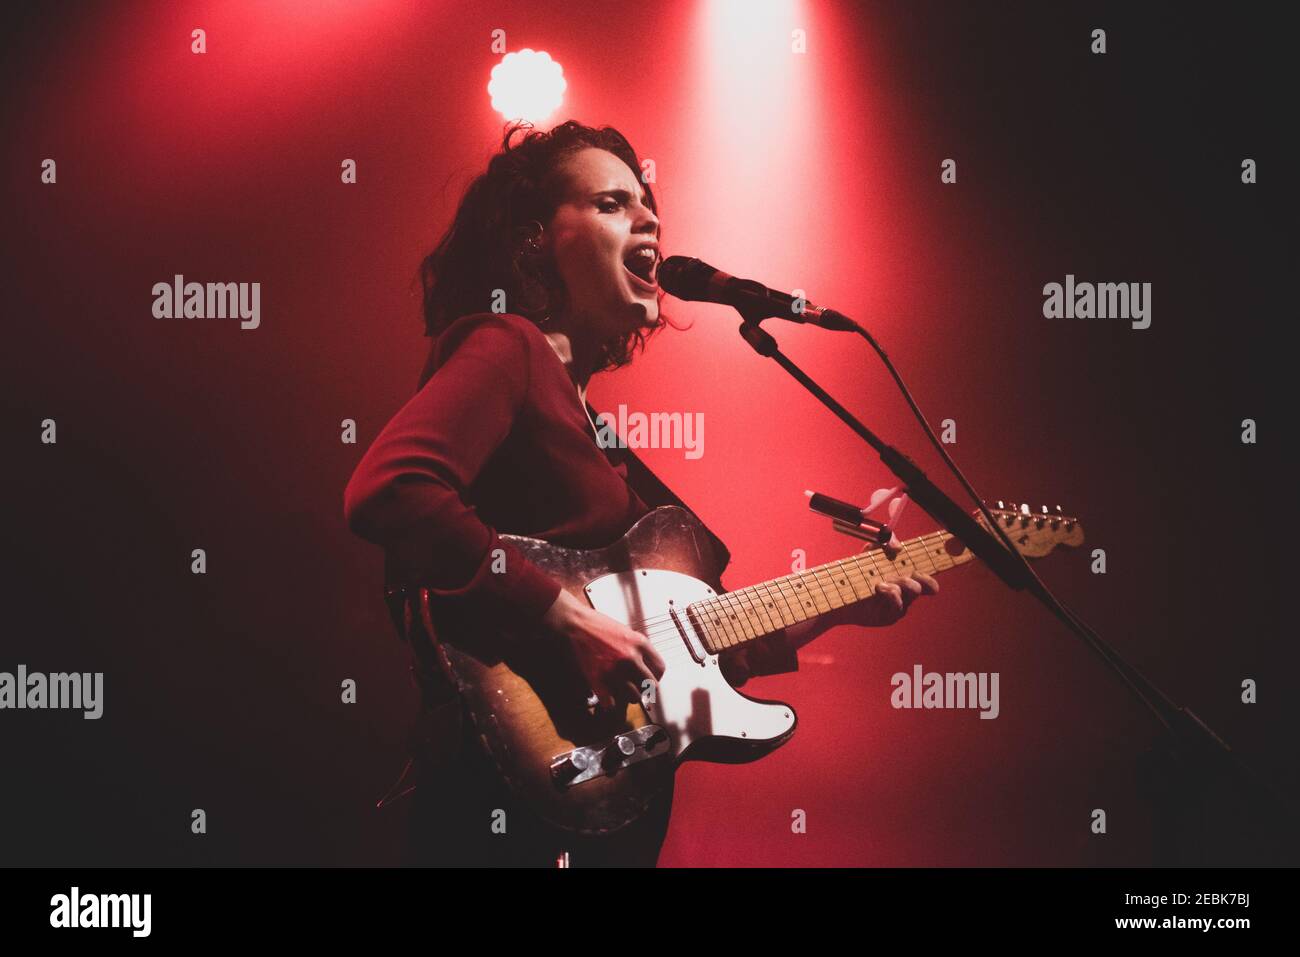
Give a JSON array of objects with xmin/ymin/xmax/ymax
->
[
  {"xmin": 631, "ymin": 529, "xmax": 952, "ymax": 633},
  {"xmin": 624, "ymin": 516, "xmax": 1053, "ymax": 645},
  {"xmin": 621, "ymin": 529, "xmax": 963, "ymax": 658},
  {"xmin": 556, "ymin": 519, "xmax": 1053, "ymax": 668},
  {"xmin": 630, "ymin": 530, "xmax": 954, "ymax": 650}
]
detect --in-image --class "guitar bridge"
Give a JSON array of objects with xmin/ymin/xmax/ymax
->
[{"xmin": 549, "ymin": 725, "xmax": 670, "ymax": 788}]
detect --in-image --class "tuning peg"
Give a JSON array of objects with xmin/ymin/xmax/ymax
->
[{"xmin": 1058, "ymin": 504, "xmax": 1076, "ymax": 530}]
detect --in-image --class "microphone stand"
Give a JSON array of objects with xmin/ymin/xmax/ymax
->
[{"xmin": 732, "ymin": 305, "xmax": 1297, "ymax": 864}]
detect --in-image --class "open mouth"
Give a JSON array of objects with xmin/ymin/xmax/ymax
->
[{"xmin": 622, "ymin": 247, "xmax": 658, "ymax": 290}]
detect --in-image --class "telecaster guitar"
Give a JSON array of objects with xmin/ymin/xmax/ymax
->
[{"xmin": 420, "ymin": 502, "xmax": 1083, "ymax": 835}]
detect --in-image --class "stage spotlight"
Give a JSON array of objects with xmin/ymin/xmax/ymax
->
[{"xmin": 488, "ymin": 48, "xmax": 566, "ymax": 123}]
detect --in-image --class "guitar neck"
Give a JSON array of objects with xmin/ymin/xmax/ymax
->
[{"xmin": 688, "ymin": 529, "xmax": 975, "ymax": 655}]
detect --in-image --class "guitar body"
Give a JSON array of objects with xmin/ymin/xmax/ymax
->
[
  {"xmin": 413, "ymin": 498, "xmax": 1084, "ymax": 837},
  {"xmin": 424, "ymin": 506, "xmax": 798, "ymax": 836}
]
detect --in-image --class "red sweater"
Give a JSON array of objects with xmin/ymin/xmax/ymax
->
[
  {"xmin": 344, "ymin": 312, "xmax": 651, "ymax": 626},
  {"xmin": 344, "ymin": 311, "xmax": 797, "ymax": 680}
]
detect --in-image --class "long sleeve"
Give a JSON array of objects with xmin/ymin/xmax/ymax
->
[{"xmin": 343, "ymin": 313, "xmax": 563, "ymax": 627}]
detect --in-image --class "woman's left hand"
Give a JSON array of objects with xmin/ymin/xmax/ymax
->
[
  {"xmin": 833, "ymin": 569, "xmax": 940, "ymax": 628},
  {"xmin": 826, "ymin": 514, "xmax": 941, "ymax": 629},
  {"xmin": 833, "ymin": 487, "xmax": 939, "ymax": 627},
  {"xmin": 789, "ymin": 486, "xmax": 939, "ymax": 633},
  {"xmin": 774, "ymin": 529, "xmax": 941, "ymax": 655}
]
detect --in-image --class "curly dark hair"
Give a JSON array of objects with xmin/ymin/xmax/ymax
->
[{"xmin": 417, "ymin": 119, "xmax": 672, "ymax": 383}]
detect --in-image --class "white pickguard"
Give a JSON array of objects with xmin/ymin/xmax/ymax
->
[{"xmin": 584, "ymin": 569, "xmax": 797, "ymax": 761}]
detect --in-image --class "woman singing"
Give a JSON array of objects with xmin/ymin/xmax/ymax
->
[{"xmin": 343, "ymin": 120, "xmax": 938, "ymax": 867}]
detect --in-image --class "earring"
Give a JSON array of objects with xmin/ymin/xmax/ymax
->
[{"xmin": 524, "ymin": 220, "xmax": 544, "ymax": 253}]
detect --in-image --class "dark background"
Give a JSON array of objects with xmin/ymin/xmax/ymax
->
[{"xmin": 2, "ymin": 0, "xmax": 1294, "ymax": 866}]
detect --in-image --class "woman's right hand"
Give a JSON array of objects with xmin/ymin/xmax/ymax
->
[{"xmin": 542, "ymin": 589, "xmax": 665, "ymax": 711}]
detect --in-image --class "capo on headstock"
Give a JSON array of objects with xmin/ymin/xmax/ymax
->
[{"xmin": 805, "ymin": 487, "xmax": 909, "ymax": 548}]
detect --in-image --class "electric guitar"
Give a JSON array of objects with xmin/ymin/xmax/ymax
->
[{"xmin": 415, "ymin": 502, "xmax": 1084, "ymax": 835}]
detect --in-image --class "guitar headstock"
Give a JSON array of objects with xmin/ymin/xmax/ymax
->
[{"xmin": 977, "ymin": 501, "xmax": 1085, "ymax": 557}]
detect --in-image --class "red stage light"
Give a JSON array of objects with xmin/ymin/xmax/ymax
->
[{"xmin": 488, "ymin": 48, "xmax": 567, "ymax": 123}]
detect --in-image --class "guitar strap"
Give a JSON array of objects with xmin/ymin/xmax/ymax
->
[
  {"xmin": 375, "ymin": 403, "xmax": 733, "ymax": 808},
  {"xmin": 585, "ymin": 400, "xmax": 733, "ymax": 577}
]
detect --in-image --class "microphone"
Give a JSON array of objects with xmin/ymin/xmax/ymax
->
[{"xmin": 658, "ymin": 256, "xmax": 859, "ymax": 331}]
